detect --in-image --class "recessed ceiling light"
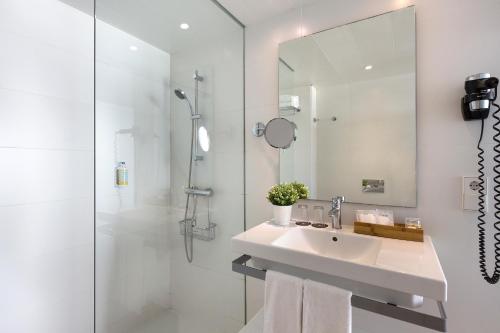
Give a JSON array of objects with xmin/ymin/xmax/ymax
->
[
  {"xmin": 129, "ymin": 45, "xmax": 138, "ymax": 51},
  {"xmin": 364, "ymin": 65, "xmax": 373, "ymax": 70},
  {"xmin": 180, "ymin": 23, "xmax": 190, "ymax": 30}
]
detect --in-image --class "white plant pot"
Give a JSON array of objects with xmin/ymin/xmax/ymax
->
[{"xmin": 273, "ymin": 205, "xmax": 292, "ymax": 226}]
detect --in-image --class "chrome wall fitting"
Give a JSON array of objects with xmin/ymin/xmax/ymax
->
[
  {"xmin": 253, "ymin": 118, "xmax": 296, "ymax": 149},
  {"xmin": 252, "ymin": 122, "xmax": 266, "ymax": 137},
  {"xmin": 193, "ymin": 70, "xmax": 204, "ymax": 81}
]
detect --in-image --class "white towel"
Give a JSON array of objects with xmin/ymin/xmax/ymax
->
[
  {"xmin": 303, "ymin": 279, "xmax": 352, "ymax": 333},
  {"xmin": 263, "ymin": 270, "xmax": 303, "ymax": 333},
  {"xmin": 279, "ymin": 95, "xmax": 300, "ymax": 108}
]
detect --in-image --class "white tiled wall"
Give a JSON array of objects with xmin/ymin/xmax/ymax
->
[
  {"xmin": 0, "ymin": 0, "xmax": 94, "ymax": 332},
  {"xmin": 245, "ymin": 0, "xmax": 500, "ymax": 332}
]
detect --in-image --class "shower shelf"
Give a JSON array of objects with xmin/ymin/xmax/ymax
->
[
  {"xmin": 279, "ymin": 106, "xmax": 301, "ymax": 116},
  {"xmin": 179, "ymin": 219, "xmax": 217, "ymax": 241}
]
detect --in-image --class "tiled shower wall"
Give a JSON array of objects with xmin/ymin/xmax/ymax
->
[
  {"xmin": 168, "ymin": 23, "xmax": 245, "ymax": 331},
  {"xmin": 0, "ymin": 0, "xmax": 94, "ymax": 332},
  {"xmin": 0, "ymin": 1, "xmax": 245, "ymax": 333}
]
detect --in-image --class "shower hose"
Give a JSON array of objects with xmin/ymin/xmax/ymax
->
[{"xmin": 183, "ymin": 120, "xmax": 196, "ymax": 263}]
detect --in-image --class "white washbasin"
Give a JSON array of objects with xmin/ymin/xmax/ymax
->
[
  {"xmin": 272, "ymin": 228, "xmax": 381, "ymax": 264},
  {"xmin": 232, "ymin": 222, "xmax": 447, "ymax": 307}
]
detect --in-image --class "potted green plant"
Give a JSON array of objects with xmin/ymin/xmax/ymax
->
[
  {"xmin": 291, "ymin": 182, "xmax": 310, "ymax": 200},
  {"xmin": 267, "ymin": 183, "xmax": 303, "ymax": 225}
]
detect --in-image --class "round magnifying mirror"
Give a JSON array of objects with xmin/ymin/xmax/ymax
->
[
  {"xmin": 264, "ymin": 118, "xmax": 296, "ymax": 149},
  {"xmin": 198, "ymin": 126, "xmax": 210, "ymax": 152}
]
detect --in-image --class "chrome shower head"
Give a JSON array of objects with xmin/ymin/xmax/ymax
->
[
  {"xmin": 174, "ymin": 88, "xmax": 194, "ymax": 116},
  {"xmin": 175, "ymin": 89, "xmax": 187, "ymax": 100}
]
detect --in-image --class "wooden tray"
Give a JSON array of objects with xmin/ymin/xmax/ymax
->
[{"xmin": 353, "ymin": 221, "xmax": 423, "ymax": 242}]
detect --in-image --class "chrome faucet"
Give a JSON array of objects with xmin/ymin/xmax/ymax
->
[{"xmin": 328, "ymin": 196, "xmax": 345, "ymax": 229}]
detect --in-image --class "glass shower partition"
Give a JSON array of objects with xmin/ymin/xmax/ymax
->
[{"xmin": 94, "ymin": 1, "xmax": 245, "ymax": 332}]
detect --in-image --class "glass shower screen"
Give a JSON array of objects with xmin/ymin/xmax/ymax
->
[{"xmin": 94, "ymin": 1, "xmax": 245, "ymax": 332}]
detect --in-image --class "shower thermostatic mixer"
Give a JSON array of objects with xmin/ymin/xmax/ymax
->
[
  {"xmin": 180, "ymin": 186, "xmax": 216, "ymax": 241},
  {"xmin": 185, "ymin": 187, "xmax": 213, "ymax": 196}
]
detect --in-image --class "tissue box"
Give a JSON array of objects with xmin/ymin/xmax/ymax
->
[{"xmin": 355, "ymin": 209, "xmax": 394, "ymax": 226}]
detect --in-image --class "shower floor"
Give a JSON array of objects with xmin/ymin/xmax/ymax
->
[{"xmin": 105, "ymin": 308, "xmax": 243, "ymax": 333}]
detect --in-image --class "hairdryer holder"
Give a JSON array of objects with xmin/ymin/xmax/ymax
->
[{"xmin": 462, "ymin": 97, "xmax": 490, "ymax": 120}]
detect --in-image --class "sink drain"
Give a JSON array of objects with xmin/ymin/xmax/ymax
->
[
  {"xmin": 295, "ymin": 221, "xmax": 312, "ymax": 226},
  {"xmin": 311, "ymin": 223, "xmax": 328, "ymax": 228}
]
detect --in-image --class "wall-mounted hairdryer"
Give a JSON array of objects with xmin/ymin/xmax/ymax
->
[
  {"xmin": 464, "ymin": 73, "xmax": 500, "ymax": 285},
  {"xmin": 462, "ymin": 73, "xmax": 498, "ymax": 120}
]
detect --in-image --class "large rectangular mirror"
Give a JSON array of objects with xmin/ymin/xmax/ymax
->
[{"xmin": 279, "ymin": 6, "xmax": 416, "ymax": 207}]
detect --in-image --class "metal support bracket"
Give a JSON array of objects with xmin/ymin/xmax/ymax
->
[
  {"xmin": 232, "ymin": 254, "xmax": 447, "ymax": 332},
  {"xmin": 252, "ymin": 122, "xmax": 266, "ymax": 137}
]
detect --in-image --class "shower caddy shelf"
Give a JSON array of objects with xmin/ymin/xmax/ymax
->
[
  {"xmin": 179, "ymin": 219, "xmax": 216, "ymax": 241},
  {"xmin": 232, "ymin": 254, "xmax": 447, "ymax": 332}
]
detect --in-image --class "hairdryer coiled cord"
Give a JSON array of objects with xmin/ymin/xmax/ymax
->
[{"xmin": 477, "ymin": 101, "xmax": 500, "ymax": 284}]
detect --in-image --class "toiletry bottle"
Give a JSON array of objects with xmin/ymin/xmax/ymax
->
[{"xmin": 116, "ymin": 162, "xmax": 128, "ymax": 187}]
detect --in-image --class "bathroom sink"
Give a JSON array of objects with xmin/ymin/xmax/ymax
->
[
  {"xmin": 232, "ymin": 222, "xmax": 447, "ymax": 306},
  {"xmin": 272, "ymin": 228, "xmax": 381, "ymax": 264}
]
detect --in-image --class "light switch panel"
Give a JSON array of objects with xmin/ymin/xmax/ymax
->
[{"xmin": 463, "ymin": 176, "xmax": 486, "ymax": 211}]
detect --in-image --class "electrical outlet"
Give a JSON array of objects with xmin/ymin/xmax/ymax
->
[{"xmin": 463, "ymin": 176, "xmax": 487, "ymax": 211}]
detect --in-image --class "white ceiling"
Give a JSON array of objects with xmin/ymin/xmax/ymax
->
[
  {"xmin": 279, "ymin": 6, "xmax": 415, "ymax": 88},
  {"xmin": 217, "ymin": 0, "xmax": 320, "ymax": 24},
  {"xmin": 59, "ymin": 0, "xmax": 322, "ymax": 53},
  {"xmin": 59, "ymin": 0, "xmax": 243, "ymax": 54}
]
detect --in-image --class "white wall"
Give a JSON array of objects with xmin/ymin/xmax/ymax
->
[
  {"xmin": 0, "ymin": 0, "xmax": 94, "ymax": 332},
  {"xmin": 245, "ymin": 0, "xmax": 500, "ymax": 332}
]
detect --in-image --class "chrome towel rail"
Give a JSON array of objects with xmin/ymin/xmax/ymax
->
[{"xmin": 232, "ymin": 254, "xmax": 447, "ymax": 332}]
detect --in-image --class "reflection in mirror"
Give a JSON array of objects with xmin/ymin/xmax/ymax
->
[
  {"xmin": 279, "ymin": 6, "xmax": 416, "ymax": 207},
  {"xmin": 265, "ymin": 118, "xmax": 296, "ymax": 149},
  {"xmin": 198, "ymin": 126, "xmax": 210, "ymax": 152}
]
